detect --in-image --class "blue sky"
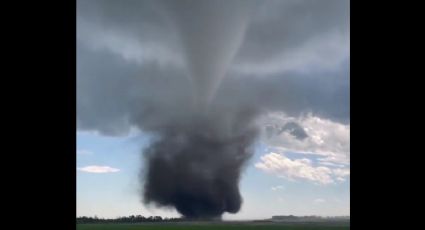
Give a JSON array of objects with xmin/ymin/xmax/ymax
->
[{"xmin": 77, "ymin": 129, "xmax": 349, "ymax": 220}]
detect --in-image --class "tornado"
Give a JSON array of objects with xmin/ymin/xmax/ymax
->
[{"xmin": 141, "ymin": 0, "xmax": 257, "ymax": 219}]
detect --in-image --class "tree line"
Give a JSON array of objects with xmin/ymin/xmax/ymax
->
[{"xmin": 77, "ymin": 215, "xmax": 184, "ymax": 224}]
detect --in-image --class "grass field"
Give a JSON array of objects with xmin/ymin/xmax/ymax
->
[{"xmin": 77, "ymin": 222, "xmax": 349, "ymax": 230}]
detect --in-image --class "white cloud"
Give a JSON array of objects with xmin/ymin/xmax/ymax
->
[
  {"xmin": 77, "ymin": 165, "xmax": 120, "ymax": 173},
  {"xmin": 255, "ymin": 152, "xmax": 334, "ymax": 185},
  {"xmin": 314, "ymin": 198, "xmax": 326, "ymax": 204},
  {"xmin": 77, "ymin": 149, "xmax": 93, "ymax": 155},
  {"xmin": 271, "ymin": 185, "xmax": 285, "ymax": 191},
  {"xmin": 332, "ymin": 168, "xmax": 350, "ymax": 182},
  {"xmin": 259, "ymin": 112, "xmax": 350, "ymax": 165},
  {"xmin": 255, "ymin": 152, "xmax": 349, "ymax": 185},
  {"xmin": 317, "ymin": 160, "xmax": 346, "ymax": 168}
]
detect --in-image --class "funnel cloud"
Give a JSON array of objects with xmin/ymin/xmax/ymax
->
[{"xmin": 162, "ymin": 0, "xmax": 254, "ymax": 109}]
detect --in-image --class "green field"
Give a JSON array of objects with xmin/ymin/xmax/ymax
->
[{"xmin": 77, "ymin": 223, "xmax": 349, "ymax": 230}]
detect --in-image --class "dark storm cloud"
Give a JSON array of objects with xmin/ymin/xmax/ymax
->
[
  {"xmin": 216, "ymin": 61, "xmax": 350, "ymax": 124},
  {"xmin": 142, "ymin": 108, "xmax": 259, "ymax": 218},
  {"xmin": 235, "ymin": 0, "xmax": 349, "ymax": 67},
  {"xmin": 77, "ymin": 43, "xmax": 192, "ymax": 135},
  {"xmin": 77, "ymin": 0, "xmax": 349, "ymax": 218},
  {"xmin": 78, "ymin": 0, "xmax": 350, "ymax": 131}
]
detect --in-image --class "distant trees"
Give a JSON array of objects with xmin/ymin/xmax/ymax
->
[
  {"xmin": 76, "ymin": 215, "xmax": 183, "ymax": 224},
  {"xmin": 270, "ymin": 215, "xmax": 350, "ymax": 222},
  {"xmin": 77, "ymin": 215, "xmax": 350, "ymax": 224}
]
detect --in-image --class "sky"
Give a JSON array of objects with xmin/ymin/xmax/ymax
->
[{"xmin": 77, "ymin": 0, "xmax": 350, "ymax": 220}]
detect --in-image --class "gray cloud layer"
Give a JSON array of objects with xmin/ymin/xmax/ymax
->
[{"xmin": 77, "ymin": 0, "xmax": 349, "ymax": 135}]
